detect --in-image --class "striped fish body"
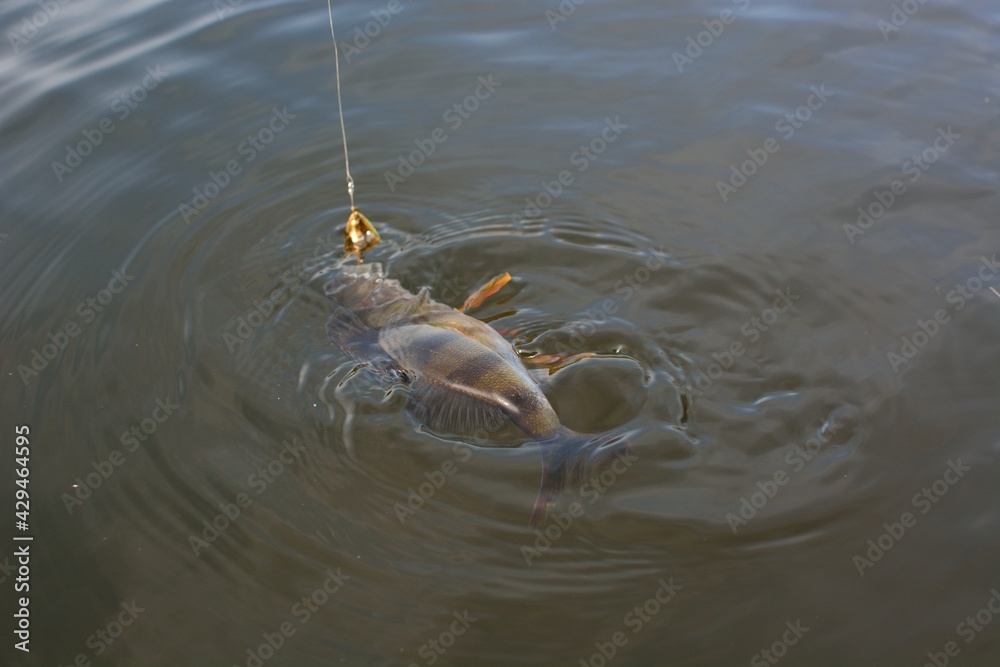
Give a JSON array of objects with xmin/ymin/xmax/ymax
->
[
  {"xmin": 326, "ymin": 263, "xmax": 560, "ymax": 439},
  {"xmin": 325, "ymin": 263, "xmax": 604, "ymax": 524}
]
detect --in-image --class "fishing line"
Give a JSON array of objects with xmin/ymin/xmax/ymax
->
[
  {"xmin": 326, "ymin": 0, "xmax": 354, "ymax": 209},
  {"xmin": 327, "ymin": 1, "xmax": 380, "ymax": 255}
]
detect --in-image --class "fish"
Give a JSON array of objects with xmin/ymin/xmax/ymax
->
[{"xmin": 324, "ymin": 261, "xmax": 616, "ymax": 525}]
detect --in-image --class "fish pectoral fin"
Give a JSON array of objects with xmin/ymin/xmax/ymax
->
[
  {"xmin": 460, "ymin": 273, "xmax": 512, "ymax": 312},
  {"xmin": 405, "ymin": 379, "xmax": 509, "ymax": 435},
  {"xmin": 523, "ymin": 351, "xmax": 598, "ymax": 375}
]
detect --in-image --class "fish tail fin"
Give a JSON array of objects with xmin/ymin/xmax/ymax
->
[
  {"xmin": 529, "ymin": 430, "xmax": 624, "ymax": 527},
  {"xmin": 529, "ymin": 462, "xmax": 563, "ymax": 527}
]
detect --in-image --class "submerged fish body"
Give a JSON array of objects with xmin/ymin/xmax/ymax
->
[{"xmin": 325, "ymin": 262, "xmax": 606, "ymax": 524}]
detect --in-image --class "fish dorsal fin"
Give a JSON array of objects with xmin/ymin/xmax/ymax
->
[
  {"xmin": 405, "ymin": 378, "xmax": 510, "ymax": 436},
  {"xmin": 395, "ymin": 286, "xmax": 430, "ymax": 319},
  {"xmin": 374, "ymin": 287, "xmax": 430, "ymax": 327}
]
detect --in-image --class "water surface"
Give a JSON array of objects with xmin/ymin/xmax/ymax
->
[{"xmin": 2, "ymin": 0, "xmax": 1000, "ymax": 665}]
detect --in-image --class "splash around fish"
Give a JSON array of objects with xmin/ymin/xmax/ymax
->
[{"xmin": 330, "ymin": 208, "xmax": 624, "ymax": 525}]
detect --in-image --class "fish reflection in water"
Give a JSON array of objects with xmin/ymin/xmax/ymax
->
[{"xmin": 324, "ymin": 256, "xmax": 622, "ymax": 525}]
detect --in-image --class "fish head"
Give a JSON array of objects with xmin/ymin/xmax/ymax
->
[{"xmin": 325, "ymin": 262, "xmax": 384, "ymax": 306}]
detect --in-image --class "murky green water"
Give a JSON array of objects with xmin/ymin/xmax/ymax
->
[{"xmin": 3, "ymin": 0, "xmax": 1000, "ymax": 665}]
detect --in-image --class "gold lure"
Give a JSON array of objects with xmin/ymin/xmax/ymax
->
[{"xmin": 344, "ymin": 207, "xmax": 380, "ymax": 254}]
